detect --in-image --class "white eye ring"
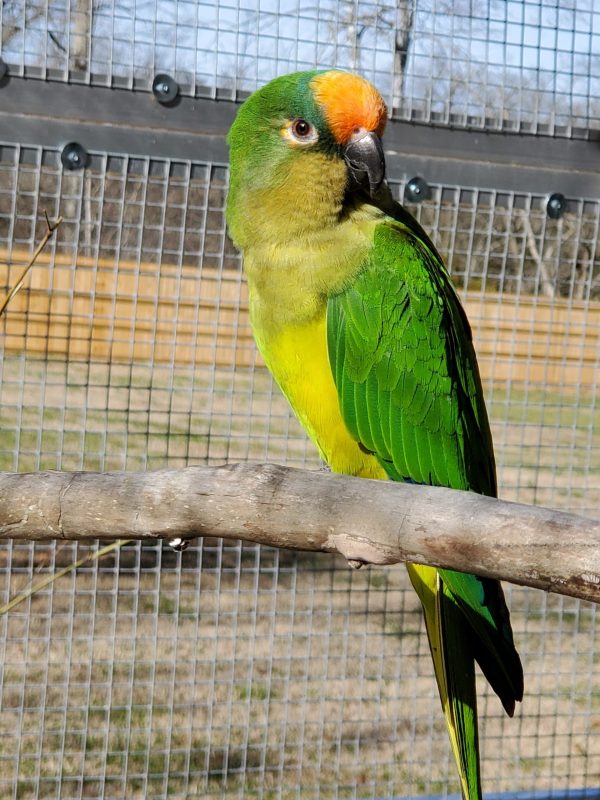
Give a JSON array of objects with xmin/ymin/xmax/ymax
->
[{"xmin": 286, "ymin": 118, "xmax": 319, "ymax": 145}]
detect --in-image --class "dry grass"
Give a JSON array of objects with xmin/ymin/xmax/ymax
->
[
  {"xmin": 0, "ymin": 354, "xmax": 599, "ymax": 797},
  {"xmin": 1, "ymin": 353, "xmax": 599, "ymax": 515},
  {"xmin": 0, "ymin": 561, "xmax": 598, "ymax": 799},
  {"xmin": 0, "ymin": 355, "xmax": 316, "ymax": 475}
]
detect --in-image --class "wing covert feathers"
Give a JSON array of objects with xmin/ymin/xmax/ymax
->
[{"xmin": 327, "ymin": 221, "xmax": 496, "ymax": 495}]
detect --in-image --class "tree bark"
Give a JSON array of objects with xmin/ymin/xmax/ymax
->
[{"xmin": 0, "ymin": 463, "xmax": 599, "ymax": 603}]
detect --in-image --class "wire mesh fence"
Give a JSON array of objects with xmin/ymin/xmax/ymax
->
[
  {"xmin": 1, "ymin": 1, "xmax": 599, "ymax": 135},
  {"xmin": 0, "ymin": 142, "xmax": 599, "ymax": 798},
  {"xmin": 0, "ymin": 1, "xmax": 599, "ymax": 798}
]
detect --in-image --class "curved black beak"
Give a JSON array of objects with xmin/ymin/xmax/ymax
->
[{"xmin": 343, "ymin": 131, "xmax": 386, "ymax": 198}]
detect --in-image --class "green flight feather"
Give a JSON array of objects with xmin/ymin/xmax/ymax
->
[
  {"xmin": 439, "ymin": 578, "xmax": 481, "ymax": 799},
  {"xmin": 439, "ymin": 569, "xmax": 522, "ymax": 717}
]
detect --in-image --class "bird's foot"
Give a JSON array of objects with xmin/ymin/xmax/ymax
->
[
  {"xmin": 347, "ymin": 559, "xmax": 367, "ymax": 570},
  {"xmin": 168, "ymin": 537, "xmax": 190, "ymax": 552}
]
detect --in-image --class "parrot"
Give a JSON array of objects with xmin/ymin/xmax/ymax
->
[{"xmin": 225, "ymin": 69, "xmax": 523, "ymax": 799}]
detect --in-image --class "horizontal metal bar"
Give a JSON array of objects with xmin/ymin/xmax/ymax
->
[
  {"xmin": 383, "ymin": 124, "xmax": 600, "ymax": 199},
  {"xmin": 0, "ymin": 75, "xmax": 232, "ymax": 165},
  {"xmin": 389, "ymin": 789, "xmax": 600, "ymax": 800},
  {"xmin": 0, "ymin": 75, "xmax": 599, "ymax": 198}
]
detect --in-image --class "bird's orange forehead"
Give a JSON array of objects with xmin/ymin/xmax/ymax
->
[{"xmin": 311, "ymin": 71, "xmax": 388, "ymax": 145}]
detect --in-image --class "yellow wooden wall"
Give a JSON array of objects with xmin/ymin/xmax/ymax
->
[{"xmin": 1, "ymin": 249, "xmax": 599, "ymax": 388}]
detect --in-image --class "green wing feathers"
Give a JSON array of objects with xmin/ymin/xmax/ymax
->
[
  {"xmin": 327, "ymin": 221, "xmax": 523, "ymax": 798},
  {"xmin": 328, "ymin": 222, "xmax": 496, "ymax": 494}
]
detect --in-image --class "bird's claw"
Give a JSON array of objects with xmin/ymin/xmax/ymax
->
[
  {"xmin": 347, "ymin": 559, "xmax": 366, "ymax": 570},
  {"xmin": 168, "ymin": 537, "xmax": 189, "ymax": 552}
]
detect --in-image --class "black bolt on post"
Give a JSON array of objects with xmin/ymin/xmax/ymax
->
[
  {"xmin": 61, "ymin": 142, "xmax": 89, "ymax": 170},
  {"xmin": 405, "ymin": 176, "xmax": 431, "ymax": 203},
  {"xmin": 546, "ymin": 193, "xmax": 567, "ymax": 219},
  {"xmin": 152, "ymin": 74, "xmax": 179, "ymax": 105}
]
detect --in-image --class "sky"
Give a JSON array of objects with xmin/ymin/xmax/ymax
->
[{"xmin": 1, "ymin": 0, "xmax": 598, "ymax": 130}]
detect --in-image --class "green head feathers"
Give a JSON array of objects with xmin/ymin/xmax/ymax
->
[{"xmin": 226, "ymin": 70, "xmax": 388, "ymax": 248}]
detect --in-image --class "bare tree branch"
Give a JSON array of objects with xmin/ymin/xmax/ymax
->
[
  {"xmin": 70, "ymin": 0, "xmax": 93, "ymax": 72},
  {"xmin": 392, "ymin": 1, "xmax": 416, "ymax": 108},
  {"xmin": 48, "ymin": 30, "xmax": 67, "ymax": 54},
  {"xmin": 1, "ymin": 2, "xmax": 45, "ymax": 49},
  {"xmin": 574, "ymin": 243, "xmax": 593, "ymax": 300},
  {"xmin": 0, "ymin": 464, "xmax": 599, "ymax": 603},
  {"xmin": 0, "ymin": 212, "xmax": 63, "ymax": 318},
  {"xmin": 518, "ymin": 209, "xmax": 556, "ymax": 298}
]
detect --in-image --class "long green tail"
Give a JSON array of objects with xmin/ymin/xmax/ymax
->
[{"xmin": 408, "ymin": 563, "xmax": 481, "ymax": 799}]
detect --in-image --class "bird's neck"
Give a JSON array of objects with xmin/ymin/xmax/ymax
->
[
  {"xmin": 228, "ymin": 149, "xmax": 384, "ymax": 327},
  {"xmin": 243, "ymin": 205, "xmax": 382, "ymax": 331},
  {"xmin": 229, "ymin": 151, "xmax": 348, "ymax": 250}
]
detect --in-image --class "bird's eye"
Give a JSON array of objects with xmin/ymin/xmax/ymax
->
[
  {"xmin": 289, "ymin": 118, "xmax": 317, "ymax": 144},
  {"xmin": 293, "ymin": 119, "xmax": 311, "ymax": 137}
]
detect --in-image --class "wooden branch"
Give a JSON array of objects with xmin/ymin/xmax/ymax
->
[{"xmin": 0, "ymin": 464, "xmax": 599, "ymax": 603}]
